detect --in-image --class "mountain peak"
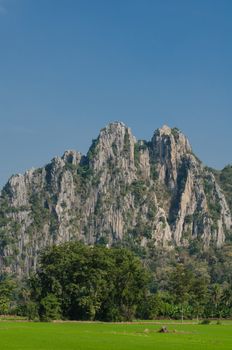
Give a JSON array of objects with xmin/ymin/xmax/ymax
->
[
  {"xmin": 100, "ymin": 121, "xmax": 133, "ymax": 138},
  {"xmin": 159, "ymin": 124, "xmax": 172, "ymax": 135},
  {"xmin": 153, "ymin": 125, "xmax": 192, "ymax": 154},
  {"xmin": 106, "ymin": 121, "xmax": 127, "ymax": 129},
  {"xmin": 0, "ymin": 121, "xmax": 231, "ymax": 276}
]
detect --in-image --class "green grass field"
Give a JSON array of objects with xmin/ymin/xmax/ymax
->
[{"xmin": 0, "ymin": 321, "xmax": 232, "ymax": 350}]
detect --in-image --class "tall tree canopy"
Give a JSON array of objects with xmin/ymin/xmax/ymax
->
[{"xmin": 30, "ymin": 242, "xmax": 149, "ymax": 321}]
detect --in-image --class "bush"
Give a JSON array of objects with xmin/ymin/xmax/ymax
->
[
  {"xmin": 26, "ymin": 301, "xmax": 39, "ymax": 321},
  {"xmin": 40, "ymin": 294, "xmax": 61, "ymax": 321},
  {"xmin": 200, "ymin": 319, "xmax": 211, "ymax": 325}
]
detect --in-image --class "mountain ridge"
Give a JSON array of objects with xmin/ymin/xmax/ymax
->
[{"xmin": 0, "ymin": 122, "xmax": 231, "ymax": 275}]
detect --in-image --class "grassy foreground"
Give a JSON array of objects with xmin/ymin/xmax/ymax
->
[{"xmin": 0, "ymin": 321, "xmax": 232, "ymax": 350}]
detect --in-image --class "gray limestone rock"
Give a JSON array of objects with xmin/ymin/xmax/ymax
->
[{"xmin": 0, "ymin": 122, "xmax": 231, "ymax": 275}]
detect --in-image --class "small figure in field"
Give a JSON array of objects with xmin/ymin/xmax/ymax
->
[{"xmin": 158, "ymin": 326, "xmax": 169, "ymax": 333}]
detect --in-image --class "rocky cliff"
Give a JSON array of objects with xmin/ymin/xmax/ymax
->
[{"xmin": 0, "ymin": 122, "xmax": 231, "ymax": 275}]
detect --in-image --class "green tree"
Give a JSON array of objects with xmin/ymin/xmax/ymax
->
[
  {"xmin": 26, "ymin": 301, "xmax": 39, "ymax": 321},
  {"xmin": 0, "ymin": 275, "xmax": 16, "ymax": 315},
  {"xmin": 30, "ymin": 242, "xmax": 149, "ymax": 322},
  {"xmin": 168, "ymin": 264, "xmax": 194, "ymax": 321},
  {"xmin": 40, "ymin": 294, "xmax": 61, "ymax": 321},
  {"xmin": 110, "ymin": 249, "xmax": 149, "ymax": 321},
  {"xmin": 210, "ymin": 283, "xmax": 223, "ymax": 318},
  {"xmin": 220, "ymin": 285, "xmax": 232, "ymax": 318},
  {"xmin": 191, "ymin": 275, "xmax": 209, "ymax": 320}
]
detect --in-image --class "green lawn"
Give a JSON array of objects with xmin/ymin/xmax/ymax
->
[{"xmin": 0, "ymin": 321, "xmax": 232, "ymax": 350}]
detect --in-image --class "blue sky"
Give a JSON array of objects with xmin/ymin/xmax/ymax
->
[{"xmin": 0, "ymin": 0, "xmax": 231, "ymax": 187}]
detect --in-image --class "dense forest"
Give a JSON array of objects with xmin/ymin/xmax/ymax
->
[{"xmin": 1, "ymin": 240, "xmax": 232, "ymax": 321}]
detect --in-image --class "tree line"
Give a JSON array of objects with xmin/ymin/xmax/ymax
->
[{"xmin": 1, "ymin": 241, "xmax": 232, "ymax": 321}]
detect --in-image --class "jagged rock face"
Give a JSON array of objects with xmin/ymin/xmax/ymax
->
[
  {"xmin": 151, "ymin": 125, "xmax": 192, "ymax": 189},
  {"xmin": 0, "ymin": 122, "xmax": 231, "ymax": 275}
]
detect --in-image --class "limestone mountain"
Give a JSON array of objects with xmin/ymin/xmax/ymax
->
[{"xmin": 0, "ymin": 122, "xmax": 231, "ymax": 275}]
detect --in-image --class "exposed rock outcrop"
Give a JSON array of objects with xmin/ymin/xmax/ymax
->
[{"xmin": 0, "ymin": 122, "xmax": 231, "ymax": 275}]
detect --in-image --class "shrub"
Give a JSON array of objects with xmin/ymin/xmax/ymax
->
[{"xmin": 200, "ymin": 319, "xmax": 211, "ymax": 325}]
